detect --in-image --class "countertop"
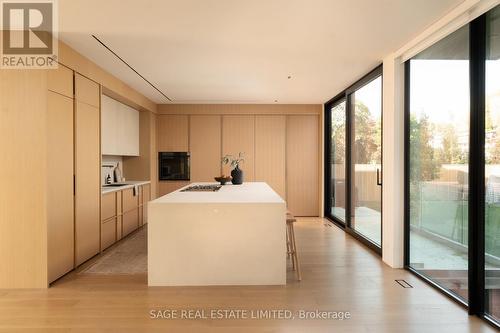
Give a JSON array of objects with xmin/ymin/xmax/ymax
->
[
  {"xmin": 151, "ymin": 182, "xmax": 284, "ymax": 204},
  {"xmin": 101, "ymin": 180, "xmax": 151, "ymax": 194}
]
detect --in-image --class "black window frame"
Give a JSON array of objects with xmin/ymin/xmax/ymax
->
[{"xmin": 324, "ymin": 64, "xmax": 383, "ymax": 255}]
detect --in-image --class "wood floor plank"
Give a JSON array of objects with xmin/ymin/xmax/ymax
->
[{"xmin": 0, "ymin": 218, "xmax": 496, "ymax": 332}]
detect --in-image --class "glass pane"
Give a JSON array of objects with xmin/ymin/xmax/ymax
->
[
  {"xmin": 408, "ymin": 25, "xmax": 469, "ymax": 302},
  {"xmin": 351, "ymin": 76, "xmax": 382, "ymax": 245},
  {"xmin": 330, "ymin": 101, "xmax": 346, "ymax": 222},
  {"xmin": 485, "ymin": 6, "xmax": 500, "ymax": 321}
]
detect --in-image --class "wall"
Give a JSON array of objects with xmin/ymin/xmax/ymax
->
[
  {"xmin": 0, "ymin": 70, "xmax": 48, "ymax": 288},
  {"xmin": 156, "ymin": 104, "xmax": 323, "ymax": 216}
]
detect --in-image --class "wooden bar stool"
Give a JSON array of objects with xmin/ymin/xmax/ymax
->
[{"xmin": 286, "ymin": 211, "xmax": 302, "ymax": 281}]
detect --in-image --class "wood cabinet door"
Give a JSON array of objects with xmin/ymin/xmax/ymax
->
[
  {"xmin": 158, "ymin": 181, "xmax": 189, "ymax": 196},
  {"xmin": 74, "ymin": 94, "xmax": 100, "ymax": 266},
  {"xmin": 286, "ymin": 115, "xmax": 319, "ymax": 216},
  {"xmin": 101, "ymin": 192, "xmax": 116, "ymax": 221},
  {"xmin": 101, "ymin": 218, "xmax": 117, "ymax": 251},
  {"xmin": 122, "ymin": 188, "xmax": 139, "ymax": 213},
  {"xmin": 255, "ymin": 115, "xmax": 286, "ymax": 199},
  {"xmin": 47, "ymin": 91, "xmax": 74, "ymax": 283},
  {"xmin": 222, "ymin": 115, "xmax": 255, "ymax": 180},
  {"xmin": 122, "ymin": 209, "xmax": 139, "ymax": 237},
  {"xmin": 47, "ymin": 65, "xmax": 73, "ymax": 98},
  {"xmin": 190, "ymin": 115, "xmax": 222, "ymax": 181},
  {"xmin": 75, "ymin": 73, "xmax": 99, "ymax": 108},
  {"xmin": 157, "ymin": 115, "xmax": 189, "ymax": 152}
]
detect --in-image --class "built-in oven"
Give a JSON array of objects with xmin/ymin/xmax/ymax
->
[{"xmin": 158, "ymin": 152, "xmax": 190, "ymax": 181}]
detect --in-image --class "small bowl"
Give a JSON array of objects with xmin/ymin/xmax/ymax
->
[{"xmin": 214, "ymin": 176, "xmax": 232, "ymax": 185}]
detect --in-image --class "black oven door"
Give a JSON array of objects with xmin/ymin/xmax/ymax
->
[{"xmin": 158, "ymin": 152, "xmax": 190, "ymax": 180}]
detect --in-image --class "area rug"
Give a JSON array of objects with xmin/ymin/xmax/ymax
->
[{"xmin": 80, "ymin": 226, "xmax": 147, "ymax": 275}]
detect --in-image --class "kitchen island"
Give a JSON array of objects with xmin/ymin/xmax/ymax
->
[{"xmin": 148, "ymin": 182, "xmax": 286, "ymax": 286}]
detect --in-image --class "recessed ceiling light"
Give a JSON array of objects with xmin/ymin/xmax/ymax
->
[{"xmin": 287, "ymin": 75, "xmax": 292, "ymax": 79}]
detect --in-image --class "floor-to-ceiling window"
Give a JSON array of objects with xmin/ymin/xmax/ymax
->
[
  {"xmin": 407, "ymin": 25, "xmax": 470, "ymax": 302},
  {"xmin": 485, "ymin": 5, "xmax": 500, "ymax": 322},
  {"xmin": 325, "ymin": 66, "xmax": 382, "ymax": 252},
  {"xmin": 406, "ymin": 5, "xmax": 500, "ymax": 328}
]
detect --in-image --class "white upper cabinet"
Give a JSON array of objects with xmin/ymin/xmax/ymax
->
[{"xmin": 101, "ymin": 94, "xmax": 139, "ymax": 156}]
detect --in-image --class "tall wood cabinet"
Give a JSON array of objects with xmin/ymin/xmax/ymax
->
[
  {"xmin": 255, "ymin": 115, "xmax": 286, "ymax": 199},
  {"xmin": 286, "ymin": 115, "xmax": 319, "ymax": 216},
  {"xmin": 190, "ymin": 115, "xmax": 221, "ymax": 181},
  {"xmin": 47, "ymin": 65, "xmax": 75, "ymax": 283},
  {"xmin": 74, "ymin": 73, "xmax": 101, "ymax": 266},
  {"xmin": 222, "ymin": 115, "xmax": 255, "ymax": 180}
]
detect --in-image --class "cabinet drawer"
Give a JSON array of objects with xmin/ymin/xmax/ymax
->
[
  {"xmin": 101, "ymin": 218, "xmax": 116, "ymax": 250},
  {"xmin": 122, "ymin": 188, "xmax": 138, "ymax": 213},
  {"xmin": 101, "ymin": 192, "xmax": 116, "ymax": 221},
  {"xmin": 122, "ymin": 209, "xmax": 138, "ymax": 237}
]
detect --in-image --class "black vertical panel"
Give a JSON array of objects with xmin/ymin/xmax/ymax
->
[
  {"xmin": 324, "ymin": 103, "xmax": 332, "ymax": 218},
  {"xmin": 469, "ymin": 14, "xmax": 486, "ymax": 316},
  {"xmin": 404, "ymin": 61, "xmax": 411, "ymax": 268},
  {"xmin": 346, "ymin": 93, "xmax": 353, "ymax": 229}
]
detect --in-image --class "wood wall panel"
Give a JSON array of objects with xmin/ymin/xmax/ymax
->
[
  {"xmin": 74, "ymin": 83, "xmax": 100, "ymax": 266},
  {"xmin": 255, "ymin": 116, "xmax": 286, "ymax": 199},
  {"xmin": 157, "ymin": 115, "xmax": 189, "ymax": 152},
  {"xmin": 47, "ymin": 65, "xmax": 73, "ymax": 98},
  {"xmin": 286, "ymin": 115, "xmax": 319, "ymax": 216},
  {"xmin": 190, "ymin": 115, "xmax": 222, "ymax": 181},
  {"xmin": 47, "ymin": 92, "xmax": 74, "ymax": 283},
  {"xmin": 158, "ymin": 181, "xmax": 189, "ymax": 196},
  {"xmin": 222, "ymin": 115, "xmax": 255, "ymax": 181},
  {"xmin": 0, "ymin": 70, "xmax": 48, "ymax": 288},
  {"xmin": 75, "ymin": 74, "xmax": 100, "ymax": 108}
]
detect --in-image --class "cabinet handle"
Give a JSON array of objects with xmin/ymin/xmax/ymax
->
[{"xmin": 376, "ymin": 168, "xmax": 382, "ymax": 186}]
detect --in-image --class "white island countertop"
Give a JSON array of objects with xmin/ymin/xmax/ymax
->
[
  {"xmin": 148, "ymin": 181, "xmax": 286, "ymax": 286},
  {"xmin": 151, "ymin": 182, "xmax": 285, "ymax": 204}
]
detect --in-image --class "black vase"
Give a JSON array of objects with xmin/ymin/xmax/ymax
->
[{"xmin": 231, "ymin": 166, "xmax": 244, "ymax": 185}]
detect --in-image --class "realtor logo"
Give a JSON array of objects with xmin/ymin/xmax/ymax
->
[{"xmin": 1, "ymin": 0, "xmax": 58, "ymax": 68}]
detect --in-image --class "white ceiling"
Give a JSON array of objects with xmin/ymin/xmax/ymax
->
[{"xmin": 59, "ymin": 0, "xmax": 464, "ymax": 104}]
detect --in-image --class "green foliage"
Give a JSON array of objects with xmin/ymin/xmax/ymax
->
[{"xmin": 221, "ymin": 152, "xmax": 245, "ymax": 169}]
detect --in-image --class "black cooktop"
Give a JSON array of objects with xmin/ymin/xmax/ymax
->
[{"xmin": 180, "ymin": 184, "xmax": 222, "ymax": 192}]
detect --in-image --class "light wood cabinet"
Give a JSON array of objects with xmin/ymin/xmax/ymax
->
[
  {"xmin": 255, "ymin": 115, "xmax": 286, "ymax": 199},
  {"xmin": 47, "ymin": 91, "xmax": 74, "ymax": 283},
  {"xmin": 190, "ymin": 115, "xmax": 222, "ymax": 181},
  {"xmin": 47, "ymin": 65, "xmax": 73, "ymax": 98},
  {"xmin": 101, "ymin": 218, "xmax": 117, "ymax": 251},
  {"xmin": 157, "ymin": 115, "xmax": 189, "ymax": 151},
  {"xmin": 122, "ymin": 188, "xmax": 139, "ymax": 213},
  {"xmin": 222, "ymin": 115, "xmax": 255, "ymax": 180},
  {"xmin": 101, "ymin": 94, "xmax": 139, "ymax": 156},
  {"xmin": 286, "ymin": 115, "xmax": 319, "ymax": 216},
  {"xmin": 101, "ymin": 192, "xmax": 117, "ymax": 221},
  {"xmin": 75, "ymin": 73, "xmax": 100, "ymax": 108},
  {"xmin": 122, "ymin": 209, "xmax": 139, "ymax": 237},
  {"xmin": 74, "ymin": 75, "xmax": 101, "ymax": 266}
]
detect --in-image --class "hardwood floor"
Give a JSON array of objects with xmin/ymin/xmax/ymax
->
[{"xmin": 0, "ymin": 218, "xmax": 496, "ymax": 332}]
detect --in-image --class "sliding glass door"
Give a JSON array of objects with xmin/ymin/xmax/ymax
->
[
  {"xmin": 329, "ymin": 100, "xmax": 347, "ymax": 223},
  {"xmin": 407, "ymin": 25, "xmax": 470, "ymax": 302},
  {"xmin": 325, "ymin": 66, "xmax": 383, "ymax": 252},
  {"xmin": 405, "ymin": 5, "xmax": 500, "ymax": 327},
  {"xmin": 350, "ymin": 77, "xmax": 382, "ymax": 246}
]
